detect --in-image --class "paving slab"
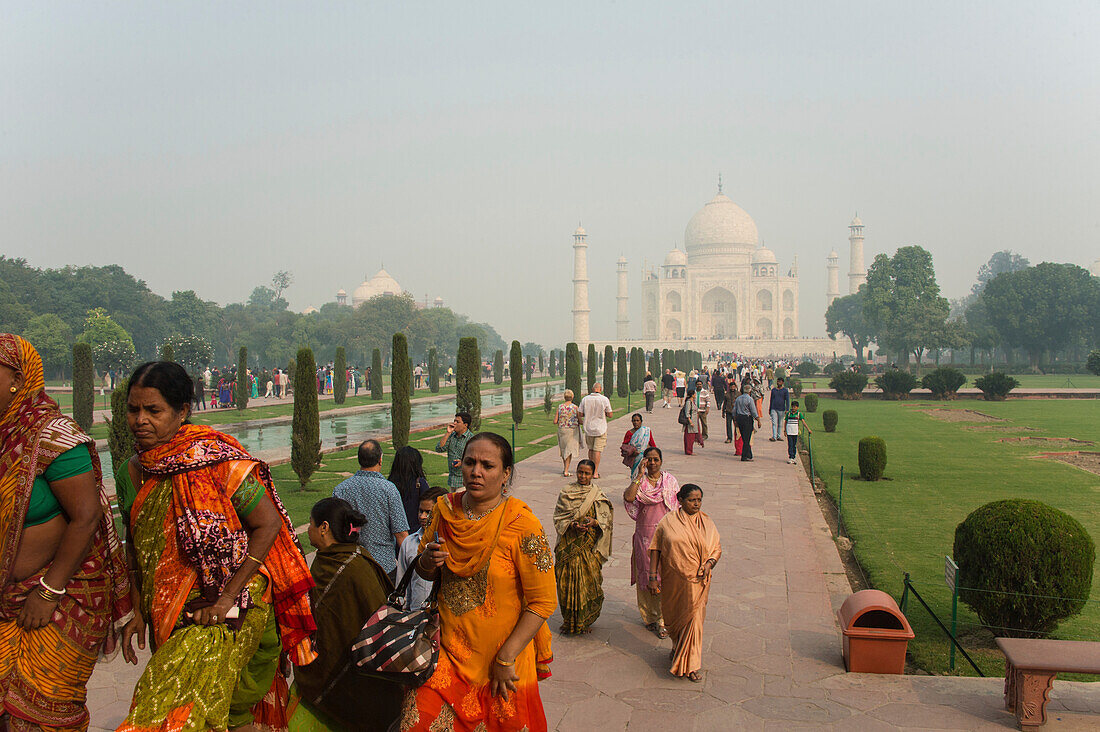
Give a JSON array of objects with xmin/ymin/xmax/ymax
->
[{"xmin": 85, "ymin": 394, "xmax": 1100, "ymax": 730}]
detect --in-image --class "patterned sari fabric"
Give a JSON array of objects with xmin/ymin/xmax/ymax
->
[
  {"xmin": 117, "ymin": 424, "xmax": 316, "ymax": 732},
  {"xmin": 402, "ymin": 494, "xmax": 556, "ymax": 732},
  {"xmin": 552, "ymin": 482, "xmax": 613, "ymax": 634},
  {"xmin": 0, "ymin": 334, "xmax": 132, "ymax": 732}
]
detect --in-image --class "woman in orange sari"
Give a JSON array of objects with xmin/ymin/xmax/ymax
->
[
  {"xmin": 114, "ymin": 361, "xmax": 316, "ymax": 731},
  {"xmin": 647, "ymin": 483, "xmax": 721, "ymax": 683},
  {"xmin": 405, "ymin": 433, "xmax": 555, "ymax": 732},
  {"xmin": 0, "ymin": 334, "xmax": 131, "ymax": 731}
]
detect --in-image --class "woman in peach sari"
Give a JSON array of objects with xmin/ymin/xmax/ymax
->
[
  {"xmin": 648, "ymin": 484, "xmax": 721, "ymax": 682},
  {"xmin": 406, "ymin": 433, "xmax": 555, "ymax": 732}
]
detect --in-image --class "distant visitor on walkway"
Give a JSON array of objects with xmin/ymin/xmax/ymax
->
[{"xmin": 553, "ymin": 460, "xmax": 614, "ymax": 635}]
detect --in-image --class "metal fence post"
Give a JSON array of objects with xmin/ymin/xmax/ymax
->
[
  {"xmin": 807, "ymin": 433, "xmax": 815, "ymax": 487},
  {"xmin": 900, "ymin": 572, "xmax": 910, "ymax": 614},
  {"xmin": 838, "ymin": 466, "xmax": 844, "ymax": 518}
]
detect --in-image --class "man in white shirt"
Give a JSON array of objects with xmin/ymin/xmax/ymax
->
[{"xmin": 577, "ymin": 382, "xmax": 613, "ymax": 478}]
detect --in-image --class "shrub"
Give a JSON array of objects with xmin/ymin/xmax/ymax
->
[
  {"xmin": 71, "ymin": 343, "xmax": 94, "ymax": 433},
  {"xmin": 1086, "ymin": 350, "xmax": 1100, "ymax": 376},
  {"xmin": 822, "ymin": 409, "xmax": 838, "ymax": 432},
  {"xmin": 587, "ymin": 344, "xmax": 597, "ymax": 393},
  {"xmin": 787, "ymin": 377, "xmax": 803, "ymax": 397},
  {"xmin": 875, "ymin": 370, "xmax": 919, "ymax": 400},
  {"xmin": 565, "ymin": 343, "xmax": 582, "ymax": 398},
  {"xmin": 236, "ymin": 347, "xmax": 249, "ymax": 411},
  {"xmin": 510, "ymin": 340, "xmax": 524, "ymax": 425},
  {"xmin": 804, "ymin": 393, "xmax": 819, "ymax": 412},
  {"xmin": 795, "ymin": 360, "xmax": 817, "ymax": 377},
  {"xmin": 391, "ymin": 333, "xmax": 411, "ymax": 449},
  {"xmin": 548, "ymin": 350, "xmax": 556, "ymax": 378},
  {"xmin": 106, "ymin": 378, "xmax": 134, "ymax": 475},
  {"xmin": 291, "ymin": 348, "xmax": 321, "ymax": 489},
  {"xmin": 954, "ymin": 500, "xmax": 1095, "ymax": 637},
  {"xmin": 603, "ymin": 345, "xmax": 614, "ymax": 395},
  {"xmin": 649, "ymin": 350, "xmax": 661, "ymax": 379},
  {"xmin": 456, "ymin": 337, "xmax": 482, "ymax": 430},
  {"xmin": 857, "ymin": 436, "xmax": 887, "ymax": 480},
  {"xmin": 829, "ymin": 371, "xmax": 869, "ymax": 400},
  {"xmin": 617, "ymin": 347, "xmax": 628, "ymax": 397},
  {"xmin": 822, "ymin": 361, "xmax": 844, "ymax": 376},
  {"xmin": 543, "ymin": 383, "xmax": 553, "ymax": 415},
  {"xmin": 428, "ymin": 348, "xmax": 439, "ymax": 393},
  {"xmin": 922, "ymin": 367, "xmax": 967, "ymax": 399},
  {"xmin": 159, "ymin": 343, "xmax": 174, "ymax": 362},
  {"xmin": 333, "ymin": 347, "xmax": 347, "ymax": 404},
  {"xmin": 538, "ymin": 352, "xmax": 544, "ymax": 373},
  {"xmin": 973, "ymin": 371, "xmax": 1020, "ymax": 401},
  {"xmin": 493, "ymin": 350, "xmax": 504, "ymax": 385},
  {"xmin": 370, "ymin": 349, "xmax": 383, "ymax": 400}
]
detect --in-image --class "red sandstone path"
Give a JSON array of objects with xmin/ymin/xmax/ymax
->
[{"xmin": 86, "ymin": 402, "xmax": 1100, "ymax": 730}]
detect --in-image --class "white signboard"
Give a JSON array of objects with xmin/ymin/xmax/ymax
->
[{"xmin": 944, "ymin": 556, "xmax": 958, "ymax": 592}]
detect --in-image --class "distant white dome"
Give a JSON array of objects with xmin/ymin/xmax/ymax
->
[
  {"xmin": 617, "ymin": 255, "xmax": 627, "ymax": 264},
  {"xmin": 851, "ymin": 214, "xmax": 863, "ymax": 227},
  {"xmin": 352, "ymin": 269, "xmax": 404, "ymax": 307},
  {"xmin": 1091, "ymin": 257, "xmax": 1100, "ymax": 277},
  {"xmin": 664, "ymin": 248, "xmax": 687, "ymax": 266},
  {"xmin": 574, "ymin": 225, "xmax": 586, "ymax": 236},
  {"xmin": 302, "ymin": 305, "xmax": 319, "ymax": 315},
  {"xmin": 433, "ymin": 296, "xmax": 444, "ymax": 307},
  {"xmin": 336, "ymin": 288, "xmax": 347, "ymax": 296},
  {"xmin": 684, "ymin": 192, "xmax": 759, "ymax": 253},
  {"xmin": 828, "ymin": 249, "xmax": 839, "ymax": 259},
  {"xmin": 752, "ymin": 245, "xmax": 777, "ymax": 264}
]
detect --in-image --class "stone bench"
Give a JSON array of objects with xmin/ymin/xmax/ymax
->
[{"xmin": 996, "ymin": 637, "xmax": 1100, "ymax": 729}]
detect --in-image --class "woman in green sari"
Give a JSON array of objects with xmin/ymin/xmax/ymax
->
[
  {"xmin": 288, "ymin": 497, "xmax": 403, "ymax": 731},
  {"xmin": 552, "ymin": 460, "xmax": 613, "ymax": 634}
]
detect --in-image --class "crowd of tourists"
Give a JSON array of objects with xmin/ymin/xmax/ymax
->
[{"xmin": 0, "ymin": 330, "xmax": 816, "ymax": 730}]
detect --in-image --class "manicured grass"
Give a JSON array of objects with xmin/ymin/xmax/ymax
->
[
  {"xmin": 804, "ymin": 397, "xmax": 1100, "ymax": 676},
  {"xmin": 270, "ymin": 392, "xmax": 636, "ymax": 536}
]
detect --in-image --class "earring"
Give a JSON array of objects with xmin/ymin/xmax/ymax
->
[{"xmin": 9, "ymin": 387, "xmax": 15, "ymax": 393}]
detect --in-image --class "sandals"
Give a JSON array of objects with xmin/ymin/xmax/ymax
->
[
  {"xmin": 562, "ymin": 471, "xmax": 571, "ymax": 477},
  {"xmin": 687, "ymin": 671, "xmax": 703, "ymax": 682},
  {"xmin": 645, "ymin": 622, "xmax": 669, "ymax": 639}
]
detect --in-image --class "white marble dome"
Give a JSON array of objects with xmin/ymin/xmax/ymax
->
[
  {"xmin": 352, "ymin": 269, "xmax": 404, "ymax": 306},
  {"xmin": 664, "ymin": 248, "xmax": 688, "ymax": 266},
  {"xmin": 684, "ymin": 192, "xmax": 759, "ymax": 252},
  {"xmin": 752, "ymin": 245, "xmax": 777, "ymax": 264}
]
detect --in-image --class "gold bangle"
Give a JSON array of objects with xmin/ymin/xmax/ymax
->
[
  {"xmin": 494, "ymin": 656, "xmax": 514, "ymax": 667},
  {"xmin": 37, "ymin": 588, "xmax": 61, "ymax": 604},
  {"xmin": 246, "ymin": 553, "xmax": 264, "ymax": 565}
]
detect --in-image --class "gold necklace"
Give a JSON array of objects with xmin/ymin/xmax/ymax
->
[{"xmin": 463, "ymin": 493, "xmax": 503, "ymax": 521}]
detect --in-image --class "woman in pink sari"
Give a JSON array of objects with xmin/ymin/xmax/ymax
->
[{"xmin": 622, "ymin": 446, "xmax": 678, "ymax": 638}]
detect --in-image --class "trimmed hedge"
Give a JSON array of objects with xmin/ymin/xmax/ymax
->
[
  {"xmin": 955, "ymin": 500, "xmax": 1095, "ymax": 637},
  {"xmin": 428, "ymin": 348, "xmax": 439, "ymax": 393},
  {"xmin": 1086, "ymin": 350, "xmax": 1100, "ymax": 376},
  {"xmin": 617, "ymin": 347, "xmax": 628, "ymax": 398},
  {"xmin": 830, "ymin": 371, "xmax": 869, "ymax": 400},
  {"xmin": 391, "ymin": 333, "xmax": 411, "ymax": 449},
  {"xmin": 236, "ymin": 347, "xmax": 249, "ymax": 411},
  {"xmin": 291, "ymin": 348, "xmax": 322, "ymax": 489},
  {"xmin": 922, "ymin": 367, "xmax": 966, "ymax": 400},
  {"xmin": 822, "ymin": 361, "xmax": 844, "ymax": 376},
  {"xmin": 875, "ymin": 369, "xmax": 918, "ymax": 400},
  {"xmin": 457, "ymin": 337, "xmax": 482, "ymax": 430},
  {"xmin": 857, "ymin": 436, "xmax": 887, "ymax": 480},
  {"xmin": 510, "ymin": 340, "xmax": 524, "ymax": 425},
  {"xmin": 333, "ymin": 347, "xmax": 347, "ymax": 404},
  {"xmin": 370, "ymin": 349, "xmax": 383, "ymax": 400},
  {"xmin": 804, "ymin": 393, "xmax": 819, "ymax": 413},
  {"xmin": 565, "ymin": 343, "xmax": 582, "ymax": 398},
  {"xmin": 493, "ymin": 350, "xmax": 504, "ymax": 385},
  {"xmin": 795, "ymin": 360, "xmax": 817, "ymax": 377},
  {"xmin": 603, "ymin": 345, "xmax": 614, "ymax": 395},
  {"xmin": 822, "ymin": 410, "xmax": 838, "ymax": 432},
  {"xmin": 973, "ymin": 371, "xmax": 1020, "ymax": 401},
  {"xmin": 587, "ymin": 344, "xmax": 597, "ymax": 393}
]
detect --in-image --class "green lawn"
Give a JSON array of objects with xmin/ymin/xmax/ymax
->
[
  {"xmin": 803, "ymin": 397, "xmax": 1100, "ymax": 677},
  {"xmin": 270, "ymin": 392, "xmax": 636, "ymax": 551}
]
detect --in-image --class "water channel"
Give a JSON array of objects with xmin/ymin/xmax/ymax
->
[{"xmin": 99, "ymin": 382, "xmax": 564, "ymax": 481}]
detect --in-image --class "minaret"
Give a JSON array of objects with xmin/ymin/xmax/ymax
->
[
  {"xmin": 848, "ymin": 214, "xmax": 866, "ymax": 293},
  {"xmin": 572, "ymin": 225, "xmax": 590, "ymax": 347},
  {"xmin": 616, "ymin": 255, "xmax": 629, "ymax": 340},
  {"xmin": 826, "ymin": 250, "xmax": 840, "ymax": 308}
]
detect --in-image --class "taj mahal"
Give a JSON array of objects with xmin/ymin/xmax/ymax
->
[{"xmin": 573, "ymin": 181, "xmax": 863, "ymax": 357}]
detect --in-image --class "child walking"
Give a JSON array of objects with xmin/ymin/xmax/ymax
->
[{"xmin": 785, "ymin": 399, "xmax": 812, "ymax": 464}]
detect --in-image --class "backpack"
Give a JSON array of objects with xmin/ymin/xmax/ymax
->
[{"xmin": 678, "ymin": 404, "xmax": 690, "ymax": 426}]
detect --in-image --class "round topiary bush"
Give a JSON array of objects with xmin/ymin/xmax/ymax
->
[
  {"xmin": 829, "ymin": 371, "xmax": 869, "ymax": 400},
  {"xmin": 787, "ymin": 376, "xmax": 803, "ymax": 397},
  {"xmin": 822, "ymin": 361, "xmax": 844, "ymax": 376},
  {"xmin": 795, "ymin": 360, "xmax": 817, "ymax": 378},
  {"xmin": 973, "ymin": 371, "xmax": 1021, "ymax": 401},
  {"xmin": 857, "ymin": 436, "xmax": 887, "ymax": 480},
  {"xmin": 1088, "ymin": 350, "xmax": 1100, "ymax": 376},
  {"xmin": 804, "ymin": 393, "xmax": 819, "ymax": 412},
  {"xmin": 822, "ymin": 409, "xmax": 838, "ymax": 433},
  {"xmin": 874, "ymin": 370, "xmax": 919, "ymax": 400},
  {"xmin": 954, "ymin": 500, "xmax": 1095, "ymax": 637},
  {"xmin": 921, "ymin": 366, "xmax": 966, "ymax": 400}
]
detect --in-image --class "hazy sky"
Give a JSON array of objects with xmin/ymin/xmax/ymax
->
[{"xmin": 3, "ymin": 2, "xmax": 1098, "ymax": 345}]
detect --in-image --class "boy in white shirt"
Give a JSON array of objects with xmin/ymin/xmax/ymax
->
[{"xmin": 395, "ymin": 486, "xmax": 449, "ymax": 608}]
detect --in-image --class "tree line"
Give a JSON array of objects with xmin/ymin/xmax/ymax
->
[{"xmin": 825, "ymin": 247, "xmax": 1100, "ymax": 369}]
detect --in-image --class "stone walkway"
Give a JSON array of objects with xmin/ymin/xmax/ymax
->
[{"xmin": 86, "ymin": 399, "xmax": 1100, "ymax": 730}]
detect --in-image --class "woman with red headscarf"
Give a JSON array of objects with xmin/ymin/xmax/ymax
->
[{"xmin": 0, "ymin": 334, "xmax": 131, "ymax": 731}]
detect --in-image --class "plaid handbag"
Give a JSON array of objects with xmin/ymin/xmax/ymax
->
[{"xmin": 350, "ymin": 557, "xmax": 440, "ymax": 686}]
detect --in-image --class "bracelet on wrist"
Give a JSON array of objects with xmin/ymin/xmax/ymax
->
[
  {"xmin": 494, "ymin": 656, "xmax": 514, "ymax": 667},
  {"xmin": 37, "ymin": 587, "xmax": 61, "ymax": 604},
  {"xmin": 39, "ymin": 576, "xmax": 67, "ymax": 597}
]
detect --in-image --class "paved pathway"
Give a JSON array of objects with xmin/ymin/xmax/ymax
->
[{"xmin": 86, "ymin": 399, "xmax": 1100, "ymax": 730}]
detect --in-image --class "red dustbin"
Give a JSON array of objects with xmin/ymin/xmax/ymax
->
[{"xmin": 837, "ymin": 589, "xmax": 915, "ymax": 674}]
